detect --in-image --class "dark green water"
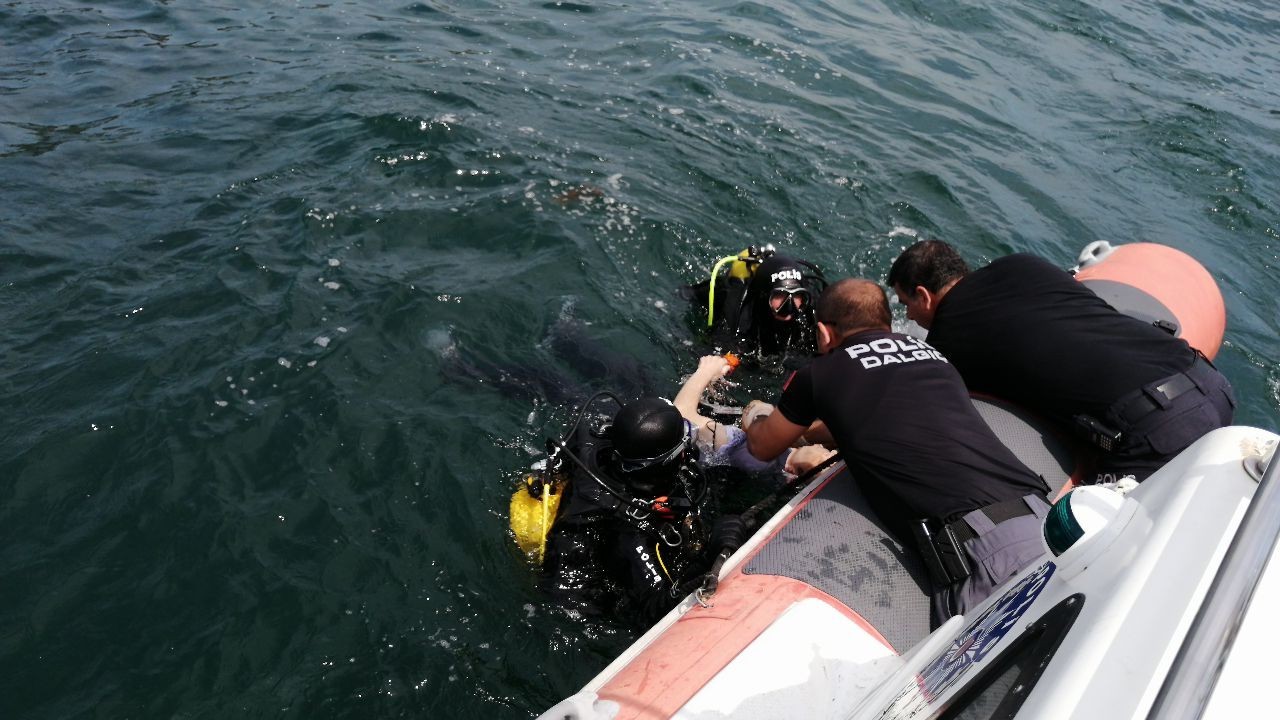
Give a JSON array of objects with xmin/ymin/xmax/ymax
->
[{"xmin": 2, "ymin": 0, "xmax": 1278, "ymax": 717}]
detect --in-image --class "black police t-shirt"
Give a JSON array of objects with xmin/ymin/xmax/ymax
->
[
  {"xmin": 776, "ymin": 330, "xmax": 1047, "ymax": 532},
  {"xmin": 925, "ymin": 254, "xmax": 1195, "ymax": 423}
]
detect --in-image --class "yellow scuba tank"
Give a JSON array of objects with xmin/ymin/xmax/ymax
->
[
  {"xmin": 509, "ymin": 472, "xmax": 566, "ymax": 565},
  {"xmin": 707, "ymin": 247, "xmax": 766, "ymax": 327},
  {"xmin": 727, "ymin": 248, "xmax": 755, "ymax": 280}
]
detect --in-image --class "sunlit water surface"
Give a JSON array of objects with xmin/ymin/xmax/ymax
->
[{"xmin": 2, "ymin": 0, "xmax": 1278, "ymax": 717}]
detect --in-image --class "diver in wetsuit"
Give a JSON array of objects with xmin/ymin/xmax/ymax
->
[
  {"xmin": 541, "ymin": 396, "xmax": 740, "ymax": 627},
  {"xmin": 685, "ymin": 246, "xmax": 827, "ymax": 364}
]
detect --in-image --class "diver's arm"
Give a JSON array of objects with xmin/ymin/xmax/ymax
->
[{"xmin": 542, "ymin": 519, "xmax": 612, "ymax": 614}]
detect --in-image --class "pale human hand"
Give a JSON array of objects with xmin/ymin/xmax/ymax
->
[
  {"xmin": 696, "ymin": 354, "xmax": 732, "ymax": 378},
  {"xmin": 741, "ymin": 400, "xmax": 774, "ymax": 429},
  {"xmin": 784, "ymin": 445, "xmax": 836, "ymax": 475}
]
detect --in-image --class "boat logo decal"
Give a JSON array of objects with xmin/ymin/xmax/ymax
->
[{"xmin": 879, "ymin": 560, "xmax": 1056, "ymax": 718}]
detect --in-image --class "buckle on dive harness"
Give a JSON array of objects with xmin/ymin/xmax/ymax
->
[
  {"xmin": 658, "ymin": 523, "xmax": 682, "ymax": 547},
  {"xmin": 650, "ymin": 495, "xmax": 675, "ymax": 518}
]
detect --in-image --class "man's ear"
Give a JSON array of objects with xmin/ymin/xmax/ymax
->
[
  {"xmin": 816, "ymin": 321, "xmax": 834, "ymax": 353},
  {"xmin": 913, "ymin": 285, "xmax": 936, "ymax": 311}
]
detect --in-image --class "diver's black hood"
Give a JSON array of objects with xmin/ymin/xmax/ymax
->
[{"xmin": 750, "ymin": 255, "xmax": 805, "ymax": 297}]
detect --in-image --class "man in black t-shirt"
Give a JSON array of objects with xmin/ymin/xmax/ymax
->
[
  {"xmin": 887, "ymin": 240, "xmax": 1235, "ymax": 482},
  {"xmin": 744, "ymin": 279, "xmax": 1051, "ymax": 626}
]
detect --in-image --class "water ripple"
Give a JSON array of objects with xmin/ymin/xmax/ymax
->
[{"xmin": 2, "ymin": 0, "xmax": 1280, "ymax": 717}]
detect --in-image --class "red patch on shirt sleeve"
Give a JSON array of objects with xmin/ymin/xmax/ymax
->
[{"xmin": 781, "ymin": 370, "xmax": 797, "ymax": 392}]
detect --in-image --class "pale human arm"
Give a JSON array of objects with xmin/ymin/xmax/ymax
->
[
  {"xmin": 673, "ymin": 355, "xmax": 733, "ymax": 447},
  {"xmin": 784, "ymin": 444, "xmax": 836, "ymax": 475}
]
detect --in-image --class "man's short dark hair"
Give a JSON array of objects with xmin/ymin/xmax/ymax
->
[
  {"xmin": 815, "ymin": 279, "xmax": 892, "ymax": 337},
  {"xmin": 887, "ymin": 240, "xmax": 970, "ymax": 295}
]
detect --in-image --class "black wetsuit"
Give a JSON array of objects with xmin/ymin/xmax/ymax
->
[
  {"xmin": 542, "ymin": 424, "xmax": 710, "ymax": 627},
  {"xmin": 925, "ymin": 254, "xmax": 1235, "ymax": 480},
  {"xmin": 686, "ymin": 260, "xmax": 823, "ymax": 364},
  {"xmin": 775, "ymin": 330, "xmax": 1049, "ymax": 624},
  {"xmin": 717, "ymin": 279, "xmax": 814, "ymax": 360}
]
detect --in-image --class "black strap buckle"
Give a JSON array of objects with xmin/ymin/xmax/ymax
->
[{"xmin": 1150, "ymin": 372, "xmax": 1199, "ymax": 406}]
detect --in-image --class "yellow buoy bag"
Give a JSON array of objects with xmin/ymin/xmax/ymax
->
[{"xmin": 509, "ymin": 475, "xmax": 564, "ymax": 564}]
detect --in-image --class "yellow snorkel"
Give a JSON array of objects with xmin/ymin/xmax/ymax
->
[{"xmin": 705, "ymin": 255, "xmax": 738, "ymax": 328}]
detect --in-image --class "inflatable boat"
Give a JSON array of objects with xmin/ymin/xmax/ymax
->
[{"xmin": 538, "ymin": 243, "xmax": 1275, "ymax": 720}]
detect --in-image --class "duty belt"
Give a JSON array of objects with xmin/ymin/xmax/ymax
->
[
  {"xmin": 944, "ymin": 496, "xmax": 1040, "ymax": 546},
  {"xmin": 1073, "ymin": 353, "xmax": 1214, "ymax": 452},
  {"xmin": 913, "ymin": 496, "xmax": 1043, "ymax": 588},
  {"xmin": 1111, "ymin": 354, "xmax": 1211, "ymax": 427}
]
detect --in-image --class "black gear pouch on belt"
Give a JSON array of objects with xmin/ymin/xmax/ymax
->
[
  {"xmin": 911, "ymin": 519, "xmax": 972, "ymax": 588},
  {"xmin": 1074, "ymin": 414, "xmax": 1123, "ymax": 452}
]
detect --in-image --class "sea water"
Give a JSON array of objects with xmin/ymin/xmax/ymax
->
[{"xmin": 2, "ymin": 1, "xmax": 1278, "ymax": 717}]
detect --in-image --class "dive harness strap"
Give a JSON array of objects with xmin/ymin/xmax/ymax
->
[
  {"xmin": 913, "ymin": 496, "xmax": 1041, "ymax": 588},
  {"xmin": 555, "ymin": 436, "xmax": 669, "ymax": 519}
]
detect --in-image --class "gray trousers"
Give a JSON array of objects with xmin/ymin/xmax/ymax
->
[{"xmin": 930, "ymin": 494, "xmax": 1051, "ymax": 627}]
